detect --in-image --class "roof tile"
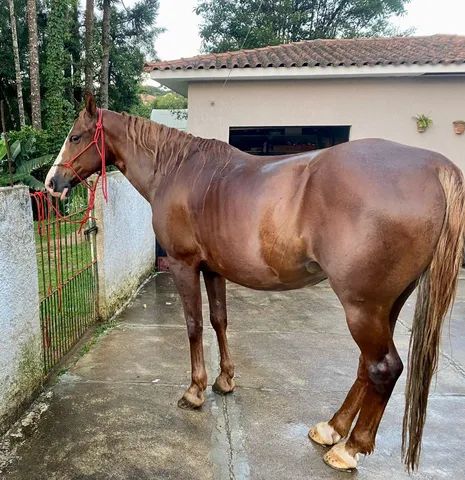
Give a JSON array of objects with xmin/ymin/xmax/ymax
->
[{"xmin": 145, "ymin": 35, "xmax": 465, "ymax": 72}]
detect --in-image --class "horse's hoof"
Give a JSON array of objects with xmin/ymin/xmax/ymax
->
[
  {"xmin": 323, "ymin": 442, "xmax": 359, "ymax": 472},
  {"xmin": 212, "ymin": 375, "xmax": 235, "ymax": 395},
  {"xmin": 177, "ymin": 391, "xmax": 204, "ymax": 410},
  {"xmin": 308, "ymin": 422, "xmax": 341, "ymax": 446}
]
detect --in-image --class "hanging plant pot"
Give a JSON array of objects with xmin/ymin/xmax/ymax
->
[
  {"xmin": 414, "ymin": 114, "xmax": 433, "ymax": 134},
  {"xmin": 453, "ymin": 120, "xmax": 465, "ymax": 135}
]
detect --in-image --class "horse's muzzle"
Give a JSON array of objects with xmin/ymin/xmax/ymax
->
[{"xmin": 45, "ymin": 173, "xmax": 71, "ymax": 200}]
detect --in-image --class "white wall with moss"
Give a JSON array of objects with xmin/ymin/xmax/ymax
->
[
  {"xmin": 94, "ymin": 172, "xmax": 156, "ymax": 320},
  {"xmin": 0, "ymin": 186, "xmax": 43, "ymax": 434}
]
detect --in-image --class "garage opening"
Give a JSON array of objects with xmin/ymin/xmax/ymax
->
[{"xmin": 229, "ymin": 126, "xmax": 351, "ymax": 155}]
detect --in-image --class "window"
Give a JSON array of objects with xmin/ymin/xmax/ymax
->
[{"xmin": 229, "ymin": 126, "xmax": 351, "ymax": 155}]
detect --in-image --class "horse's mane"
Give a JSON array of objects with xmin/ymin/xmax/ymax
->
[{"xmin": 121, "ymin": 112, "xmax": 232, "ymax": 175}]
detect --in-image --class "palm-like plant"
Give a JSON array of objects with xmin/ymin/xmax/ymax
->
[{"xmin": 0, "ymin": 135, "xmax": 53, "ymax": 189}]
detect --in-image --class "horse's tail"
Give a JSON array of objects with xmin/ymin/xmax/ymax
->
[{"xmin": 402, "ymin": 167, "xmax": 465, "ymax": 471}]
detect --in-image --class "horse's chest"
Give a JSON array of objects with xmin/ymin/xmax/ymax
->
[{"xmin": 158, "ymin": 205, "xmax": 200, "ymax": 261}]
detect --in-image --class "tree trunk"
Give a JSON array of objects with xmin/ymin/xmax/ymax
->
[
  {"xmin": 100, "ymin": 0, "xmax": 111, "ymax": 109},
  {"xmin": 8, "ymin": 0, "xmax": 26, "ymax": 128},
  {"xmin": 84, "ymin": 0, "xmax": 95, "ymax": 93},
  {"xmin": 71, "ymin": 0, "xmax": 82, "ymax": 106},
  {"xmin": 27, "ymin": 0, "xmax": 42, "ymax": 130}
]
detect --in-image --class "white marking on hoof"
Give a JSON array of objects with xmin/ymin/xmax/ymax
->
[
  {"xmin": 308, "ymin": 422, "xmax": 341, "ymax": 446},
  {"xmin": 323, "ymin": 442, "xmax": 359, "ymax": 472}
]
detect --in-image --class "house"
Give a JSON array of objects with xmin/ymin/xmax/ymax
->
[{"xmin": 146, "ymin": 35, "xmax": 465, "ymax": 170}]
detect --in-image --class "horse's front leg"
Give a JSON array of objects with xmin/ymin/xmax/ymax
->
[
  {"xmin": 203, "ymin": 270, "xmax": 235, "ymax": 394},
  {"xmin": 169, "ymin": 258, "xmax": 207, "ymax": 409}
]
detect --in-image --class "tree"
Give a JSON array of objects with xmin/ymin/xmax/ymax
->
[
  {"xmin": 26, "ymin": 0, "xmax": 42, "ymax": 129},
  {"xmin": 98, "ymin": 0, "xmax": 162, "ymax": 112},
  {"xmin": 84, "ymin": 0, "xmax": 95, "ymax": 93},
  {"xmin": 0, "ymin": 0, "xmax": 161, "ymax": 151},
  {"xmin": 154, "ymin": 93, "xmax": 188, "ymax": 110},
  {"xmin": 8, "ymin": 0, "xmax": 26, "ymax": 127},
  {"xmin": 66, "ymin": 0, "xmax": 83, "ymax": 108},
  {"xmin": 130, "ymin": 91, "xmax": 188, "ymax": 118},
  {"xmin": 100, "ymin": 0, "xmax": 111, "ymax": 108},
  {"xmin": 43, "ymin": 0, "xmax": 74, "ymax": 147},
  {"xmin": 195, "ymin": 0, "xmax": 412, "ymax": 53}
]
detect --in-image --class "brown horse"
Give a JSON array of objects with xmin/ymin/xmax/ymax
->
[{"xmin": 45, "ymin": 94, "xmax": 465, "ymax": 472}]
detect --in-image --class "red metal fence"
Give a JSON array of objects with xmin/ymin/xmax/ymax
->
[{"xmin": 31, "ymin": 188, "xmax": 99, "ymax": 372}]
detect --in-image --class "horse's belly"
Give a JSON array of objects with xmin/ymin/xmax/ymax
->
[{"xmin": 209, "ymin": 256, "xmax": 327, "ymax": 291}]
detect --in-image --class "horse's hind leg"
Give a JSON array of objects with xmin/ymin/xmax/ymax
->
[
  {"xmin": 323, "ymin": 303, "xmax": 403, "ymax": 471},
  {"xmin": 309, "ymin": 283, "xmax": 415, "ymax": 447},
  {"xmin": 169, "ymin": 258, "xmax": 207, "ymax": 409},
  {"xmin": 309, "ymin": 355, "xmax": 367, "ymax": 446},
  {"xmin": 203, "ymin": 270, "xmax": 235, "ymax": 394}
]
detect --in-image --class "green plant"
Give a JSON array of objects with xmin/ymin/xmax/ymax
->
[
  {"xmin": 43, "ymin": 0, "xmax": 75, "ymax": 142},
  {"xmin": 154, "ymin": 92, "xmax": 187, "ymax": 110},
  {"xmin": 129, "ymin": 101, "xmax": 154, "ymax": 118},
  {"xmin": 414, "ymin": 114, "xmax": 433, "ymax": 132},
  {"xmin": 0, "ymin": 135, "xmax": 53, "ymax": 189},
  {"xmin": 130, "ymin": 91, "xmax": 188, "ymax": 120},
  {"xmin": 8, "ymin": 126, "xmax": 54, "ymax": 157}
]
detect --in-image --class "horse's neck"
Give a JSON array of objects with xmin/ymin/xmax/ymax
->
[
  {"xmin": 106, "ymin": 110, "xmax": 234, "ymax": 201},
  {"xmin": 105, "ymin": 112, "xmax": 177, "ymax": 201}
]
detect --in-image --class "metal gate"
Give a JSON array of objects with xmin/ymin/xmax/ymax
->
[{"xmin": 32, "ymin": 187, "xmax": 99, "ymax": 373}]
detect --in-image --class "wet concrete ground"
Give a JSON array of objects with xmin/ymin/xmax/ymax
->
[{"xmin": 4, "ymin": 272, "xmax": 465, "ymax": 480}]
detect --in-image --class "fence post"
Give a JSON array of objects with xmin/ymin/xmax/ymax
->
[{"xmin": 0, "ymin": 186, "xmax": 43, "ymax": 434}]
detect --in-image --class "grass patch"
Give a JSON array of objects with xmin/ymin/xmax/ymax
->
[{"xmin": 78, "ymin": 321, "xmax": 116, "ymax": 358}]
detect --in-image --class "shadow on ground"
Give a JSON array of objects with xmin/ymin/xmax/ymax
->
[{"xmin": 4, "ymin": 272, "xmax": 465, "ymax": 480}]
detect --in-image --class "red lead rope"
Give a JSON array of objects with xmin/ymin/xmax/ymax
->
[{"xmin": 31, "ymin": 110, "xmax": 108, "ymax": 312}]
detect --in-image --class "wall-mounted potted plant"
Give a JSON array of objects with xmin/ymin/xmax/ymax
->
[
  {"xmin": 414, "ymin": 114, "xmax": 433, "ymax": 133},
  {"xmin": 453, "ymin": 120, "xmax": 465, "ymax": 135}
]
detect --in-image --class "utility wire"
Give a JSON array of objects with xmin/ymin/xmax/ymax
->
[{"xmin": 222, "ymin": 0, "xmax": 265, "ymax": 89}]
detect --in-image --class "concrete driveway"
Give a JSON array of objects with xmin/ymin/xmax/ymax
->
[{"xmin": 4, "ymin": 272, "xmax": 465, "ymax": 480}]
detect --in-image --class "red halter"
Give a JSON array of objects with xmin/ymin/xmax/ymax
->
[
  {"xmin": 38, "ymin": 108, "xmax": 108, "ymax": 233},
  {"xmin": 47, "ymin": 107, "xmax": 109, "ymax": 230},
  {"xmin": 62, "ymin": 107, "xmax": 108, "ymax": 205}
]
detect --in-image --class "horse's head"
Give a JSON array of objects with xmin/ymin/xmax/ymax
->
[{"xmin": 45, "ymin": 94, "xmax": 105, "ymax": 199}]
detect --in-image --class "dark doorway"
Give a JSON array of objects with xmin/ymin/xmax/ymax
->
[{"xmin": 229, "ymin": 125, "xmax": 351, "ymax": 155}]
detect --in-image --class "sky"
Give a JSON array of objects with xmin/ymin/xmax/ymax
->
[{"xmin": 126, "ymin": 0, "xmax": 465, "ymax": 61}]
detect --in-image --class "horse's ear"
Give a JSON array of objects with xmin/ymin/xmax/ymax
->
[{"xmin": 85, "ymin": 92, "xmax": 97, "ymax": 117}]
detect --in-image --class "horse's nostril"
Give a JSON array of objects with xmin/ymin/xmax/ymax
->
[{"xmin": 49, "ymin": 178, "xmax": 56, "ymax": 191}]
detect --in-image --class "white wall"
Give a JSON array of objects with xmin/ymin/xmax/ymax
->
[
  {"xmin": 0, "ymin": 186, "xmax": 43, "ymax": 433},
  {"xmin": 187, "ymin": 76, "xmax": 465, "ymax": 170},
  {"xmin": 94, "ymin": 172, "xmax": 156, "ymax": 319}
]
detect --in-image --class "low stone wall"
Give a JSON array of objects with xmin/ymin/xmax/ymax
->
[
  {"xmin": 0, "ymin": 187, "xmax": 43, "ymax": 434},
  {"xmin": 94, "ymin": 172, "xmax": 156, "ymax": 320}
]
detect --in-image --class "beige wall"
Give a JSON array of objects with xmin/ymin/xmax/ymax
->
[{"xmin": 187, "ymin": 77, "xmax": 465, "ymax": 170}]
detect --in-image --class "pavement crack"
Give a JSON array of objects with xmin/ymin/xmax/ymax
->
[
  {"xmin": 440, "ymin": 350, "xmax": 465, "ymax": 378},
  {"xmin": 221, "ymin": 395, "xmax": 236, "ymax": 480}
]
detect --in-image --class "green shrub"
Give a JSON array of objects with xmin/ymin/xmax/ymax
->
[
  {"xmin": 0, "ymin": 129, "xmax": 54, "ymax": 189},
  {"xmin": 8, "ymin": 126, "xmax": 56, "ymax": 159}
]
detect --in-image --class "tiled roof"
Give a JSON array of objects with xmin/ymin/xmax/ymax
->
[{"xmin": 145, "ymin": 35, "xmax": 465, "ymax": 72}]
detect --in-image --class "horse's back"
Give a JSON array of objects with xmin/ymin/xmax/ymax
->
[{"xmin": 171, "ymin": 138, "xmax": 456, "ymax": 293}]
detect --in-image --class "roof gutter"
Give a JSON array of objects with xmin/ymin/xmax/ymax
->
[{"xmin": 149, "ymin": 63, "xmax": 465, "ymax": 96}]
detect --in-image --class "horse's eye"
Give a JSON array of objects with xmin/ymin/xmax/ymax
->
[{"xmin": 70, "ymin": 135, "xmax": 81, "ymax": 144}]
